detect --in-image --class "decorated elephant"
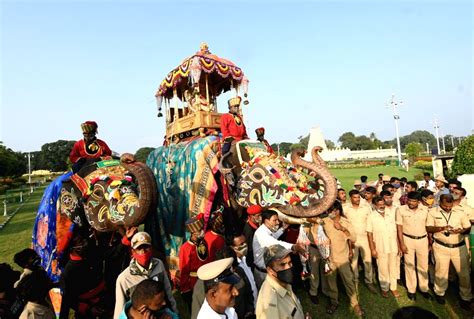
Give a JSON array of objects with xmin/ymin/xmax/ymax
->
[
  {"xmin": 145, "ymin": 136, "xmax": 337, "ymax": 258},
  {"xmin": 32, "ymin": 155, "xmax": 157, "ymax": 282}
]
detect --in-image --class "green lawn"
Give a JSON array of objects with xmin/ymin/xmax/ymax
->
[
  {"xmin": 330, "ymin": 165, "xmax": 429, "ymax": 191},
  {"xmin": 1, "ymin": 175, "xmax": 471, "ymax": 319}
]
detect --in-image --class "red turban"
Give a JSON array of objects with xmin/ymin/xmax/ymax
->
[
  {"xmin": 255, "ymin": 127, "xmax": 265, "ymax": 135},
  {"xmin": 247, "ymin": 205, "xmax": 262, "ymax": 215},
  {"xmin": 81, "ymin": 121, "xmax": 98, "ymax": 133}
]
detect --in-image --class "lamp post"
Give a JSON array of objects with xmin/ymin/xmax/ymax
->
[
  {"xmin": 386, "ymin": 94, "xmax": 403, "ymax": 166},
  {"xmin": 441, "ymin": 132, "xmax": 446, "ymax": 154},
  {"xmin": 433, "ymin": 118, "xmax": 441, "ymax": 155},
  {"xmin": 27, "ymin": 152, "xmax": 34, "ymax": 193},
  {"xmin": 426, "ymin": 143, "xmax": 429, "ymax": 154}
]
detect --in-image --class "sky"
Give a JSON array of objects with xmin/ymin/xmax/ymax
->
[{"xmin": 1, "ymin": 0, "xmax": 472, "ymax": 154}]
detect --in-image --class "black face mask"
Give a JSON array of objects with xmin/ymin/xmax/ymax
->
[{"xmin": 274, "ymin": 268, "xmax": 293, "ymax": 284}]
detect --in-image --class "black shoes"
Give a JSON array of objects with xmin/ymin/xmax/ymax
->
[
  {"xmin": 459, "ymin": 299, "xmax": 472, "ymax": 311},
  {"xmin": 407, "ymin": 292, "xmax": 416, "ymax": 301},
  {"xmin": 309, "ymin": 294, "xmax": 319, "ymax": 305},
  {"xmin": 435, "ymin": 294, "xmax": 445, "ymax": 305},
  {"xmin": 420, "ymin": 291, "xmax": 433, "ymax": 300}
]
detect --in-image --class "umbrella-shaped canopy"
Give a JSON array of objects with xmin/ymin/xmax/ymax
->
[{"xmin": 155, "ymin": 43, "xmax": 247, "ymax": 101}]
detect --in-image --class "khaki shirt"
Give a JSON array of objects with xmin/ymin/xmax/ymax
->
[
  {"xmin": 426, "ymin": 207, "xmax": 471, "ymax": 245},
  {"xmin": 366, "ymin": 209, "xmax": 398, "ymax": 254},
  {"xmin": 455, "ymin": 202, "xmax": 474, "ymax": 221},
  {"xmin": 255, "ymin": 274, "xmax": 304, "ymax": 319},
  {"xmin": 396, "ymin": 205, "xmax": 428, "ymax": 237},
  {"xmin": 344, "ymin": 204, "xmax": 371, "ymax": 240},
  {"xmin": 310, "ymin": 217, "xmax": 355, "ymax": 265}
]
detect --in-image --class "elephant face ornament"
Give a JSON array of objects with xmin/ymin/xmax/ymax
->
[{"xmin": 59, "ymin": 158, "xmax": 157, "ymax": 232}]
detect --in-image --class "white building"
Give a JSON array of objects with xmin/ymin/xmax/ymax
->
[{"xmin": 304, "ymin": 126, "xmax": 398, "ymax": 162}]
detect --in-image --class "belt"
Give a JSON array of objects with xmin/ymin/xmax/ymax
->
[
  {"xmin": 254, "ymin": 265, "xmax": 267, "ymax": 273},
  {"xmin": 403, "ymin": 233, "xmax": 427, "ymax": 240},
  {"xmin": 433, "ymin": 238, "xmax": 465, "ymax": 248},
  {"xmin": 310, "ymin": 244, "xmax": 318, "ymax": 249}
]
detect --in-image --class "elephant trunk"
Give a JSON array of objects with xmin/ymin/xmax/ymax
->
[{"xmin": 276, "ymin": 146, "xmax": 337, "ymax": 218}]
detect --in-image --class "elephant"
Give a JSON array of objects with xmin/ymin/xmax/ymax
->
[
  {"xmin": 58, "ymin": 155, "xmax": 158, "ymax": 232},
  {"xmin": 145, "ymin": 136, "xmax": 337, "ymax": 258}
]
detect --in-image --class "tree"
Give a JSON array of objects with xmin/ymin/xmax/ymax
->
[
  {"xmin": 290, "ymin": 143, "xmax": 306, "ymax": 152},
  {"xmin": 325, "ymin": 139, "xmax": 335, "ymax": 149},
  {"xmin": 37, "ymin": 140, "xmax": 76, "ymax": 172},
  {"xmin": 405, "ymin": 142, "xmax": 423, "ymax": 160},
  {"xmin": 298, "ymin": 135, "xmax": 310, "ymax": 149},
  {"xmin": 338, "ymin": 132, "xmax": 357, "ymax": 149},
  {"xmin": 452, "ymin": 135, "xmax": 474, "ymax": 175},
  {"xmin": 396, "ymin": 130, "xmax": 437, "ymax": 151},
  {"xmin": 0, "ymin": 145, "xmax": 27, "ymax": 177},
  {"xmin": 270, "ymin": 142, "xmax": 292, "ymax": 157},
  {"xmin": 134, "ymin": 147, "xmax": 155, "ymax": 163}
]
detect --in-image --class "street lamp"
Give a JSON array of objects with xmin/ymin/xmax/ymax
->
[
  {"xmin": 26, "ymin": 152, "xmax": 34, "ymax": 193},
  {"xmin": 433, "ymin": 118, "xmax": 441, "ymax": 155},
  {"xmin": 386, "ymin": 94, "xmax": 403, "ymax": 166}
]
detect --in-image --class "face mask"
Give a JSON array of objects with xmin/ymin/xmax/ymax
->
[
  {"xmin": 376, "ymin": 208, "xmax": 385, "ymax": 213},
  {"xmin": 133, "ymin": 250, "xmax": 153, "ymax": 268},
  {"xmin": 452, "ymin": 194, "xmax": 460, "ymax": 200},
  {"xmin": 273, "ymin": 268, "xmax": 293, "ymax": 284},
  {"xmin": 424, "ymin": 198, "xmax": 434, "ymax": 206},
  {"xmin": 393, "ymin": 183, "xmax": 400, "ymax": 189},
  {"xmin": 233, "ymin": 243, "xmax": 248, "ymax": 256},
  {"xmin": 328, "ymin": 212, "xmax": 337, "ymax": 219}
]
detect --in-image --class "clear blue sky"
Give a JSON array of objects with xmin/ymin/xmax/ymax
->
[{"xmin": 1, "ymin": 0, "xmax": 472, "ymax": 154}]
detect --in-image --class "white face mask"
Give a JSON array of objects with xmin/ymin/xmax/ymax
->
[
  {"xmin": 452, "ymin": 194, "xmax": 460, "ymax": 200},
  {"xmin": 376, "ymin": 208, "xmax": 385, "ymax": 213}
]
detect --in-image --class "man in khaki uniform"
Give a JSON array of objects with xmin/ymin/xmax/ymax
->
[
  {"xmin": 396, "ymin": 192, "xmax": 432, "ymax": 301},
  {"xmin": 381, "ymin": 190, "xmax": 401, "ymax": 282},
  {"xmin": 255, "ymin": 244, "xmax": 304, "ymax": 319},
  {"xmin": 343, "ymin": 190, "xmax": 377, "ymax": 294},
  {"xmin": 311, "ymin": 201, "xmax": 364, "ymax": 317},
  {"xmin": 367, "ymin": 196, "xmax": 400, "ymax": 298},
  {"xmin": 452, "ymin": 186, "xmax": 474, "ymax": 223},
  {"xmin": 426, "ymin": 194, "xmax": 473, "ymax": 310}
]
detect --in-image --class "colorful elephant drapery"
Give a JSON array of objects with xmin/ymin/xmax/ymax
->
[
  {"xmin": 146, "ymin": 136, "xmax": 220, "ymax": 258},
  {"xmin": 32, "ymin": 172, "xmax": 74, "ymax": 283}
]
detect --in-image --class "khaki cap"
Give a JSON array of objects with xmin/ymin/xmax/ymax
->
[
  {"xmin": 263, "ymin": 244, "xmax": 292, "ymax": 267},
  {"xmin": 382, "ymin": 175, "xmax": 391, "ymax": 182},
  {"xmin": 197, "ymin": 257, "xmax": 240, "ymax": 284},
  {"xmin": 131, "ymin": 232, "xmax": 152, "ymax": 249},
  {"xmin": 434, "ymin": 174, "xmax": 448, "ymax": 184},
  {"xmin": 353, "ymin": 179, "xmax": 362, "ymax": 186}
]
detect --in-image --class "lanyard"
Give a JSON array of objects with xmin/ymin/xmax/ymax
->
[{"xmin": 440, "ymin": 210, "xmax": 452, "ymax": 226}]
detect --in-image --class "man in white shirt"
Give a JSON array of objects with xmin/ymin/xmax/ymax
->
[
  {"xmin": 419, "ymin": 172, "xmax": 436, "ymax": 191},
  {"xmin": 196, "ymin": 258, "xmax": 240, "ymax": 319},
  {"xmin": 252, "ymin": 210, "xmax": 305, "ymax": 288}
]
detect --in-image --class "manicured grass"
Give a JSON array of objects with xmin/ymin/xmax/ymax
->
[
  {"xmin": 330, "ymin": 165, "xmax": 430, "ymax": 191},
  {"xmin": 0, "ymin": 186, "xmax": 45, "ymax": 268}
]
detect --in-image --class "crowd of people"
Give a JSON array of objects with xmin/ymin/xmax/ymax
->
[
  {"xmin": 1, "ymin": 171, "xmax": 472, "ymax": 319},
  {"xmin": 0, "ymin": 117, "xmax": 472, "ymax": 319}
]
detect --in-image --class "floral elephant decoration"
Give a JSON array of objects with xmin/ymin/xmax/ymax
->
[
  {"xmin": 59, "ymin": 156, "xmax": 157, "ymax": 232},
  {"xmin": 145, "ymin": 136, "xmax": 337, "ymax": 258}
]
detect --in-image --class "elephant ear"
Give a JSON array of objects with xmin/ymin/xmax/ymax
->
[
  {"xmin": 121, "ymin": 161, "xmax": 158, "ymax": 226},
  {"xmin": 81, "ymin": 160, "xmax": 158, "ymax": 232}
]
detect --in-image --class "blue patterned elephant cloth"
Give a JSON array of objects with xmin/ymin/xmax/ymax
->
[
  {"xmin": 32, "ymin": 172, "xmax": 74, "ymax": 283},
  {"xmin": 146, "ymin": 136, "xmax": 220, "ymax": 258}
]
